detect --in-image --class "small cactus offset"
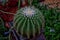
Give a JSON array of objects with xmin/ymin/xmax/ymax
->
[{"xmin": 9, "ymin": 6, "xmax": 45, "ymax": 39}]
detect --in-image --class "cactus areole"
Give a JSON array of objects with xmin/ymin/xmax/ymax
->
[{"xmin": 9, "ymin": 6, "xmax": 45, "ymax": 40}]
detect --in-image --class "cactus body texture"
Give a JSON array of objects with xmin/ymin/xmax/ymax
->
[{"xmin": 9, "ymin": 6, "xmax": 45, "ymax": 40}]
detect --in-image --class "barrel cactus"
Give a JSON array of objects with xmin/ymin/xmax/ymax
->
[{"xmin": 9, "ymin": 6, "xmax": 45, "ymax": 40}]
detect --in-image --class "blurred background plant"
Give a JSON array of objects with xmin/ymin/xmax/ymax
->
[
  {"xmin": 32, "ymin": 0, "xmax": 60, "ymax": 40},
  {"xmin": 0, "ymin": 18, "xmax": 9, "ymax": 40}
]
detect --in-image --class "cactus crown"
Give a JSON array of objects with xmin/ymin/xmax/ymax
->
[{"xmin": 13, "ymin": 6, "xmax": 45, "ymax": 39}]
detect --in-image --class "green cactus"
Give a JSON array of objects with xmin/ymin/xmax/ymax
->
[{"xmin": 12, "ymin": 6, "xmax": 45, "ymax": 39}]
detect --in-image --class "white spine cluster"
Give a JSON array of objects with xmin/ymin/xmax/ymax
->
[{"xmin": 21, "ymin": 6, "xmax": 36, "ymax": 17}]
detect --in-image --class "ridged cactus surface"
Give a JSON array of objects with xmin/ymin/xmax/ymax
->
[{"xmin": 13, "ymin": 6, "xmax": 45, "ymax": 39}]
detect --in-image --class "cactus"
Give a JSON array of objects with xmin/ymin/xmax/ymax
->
[{"xmin": 9, "ymin": 6, "xmax": 45, "ymax": 40}]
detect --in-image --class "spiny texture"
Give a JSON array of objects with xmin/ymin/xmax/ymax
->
[{"xmin": 13, "ymin": 6, "xmax": 45, "ymax": 39}]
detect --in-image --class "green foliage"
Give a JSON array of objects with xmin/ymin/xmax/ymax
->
[
  {"xmin": 33, "ymin": 2, "xmax": 60, "ymax": 39},
  {"xmin": 0, "ymin": 18, "xmax": 8, "ymax": 40},
  {"xmin": 42, "ymin": 8, "xmax": 60, "ymax": 40}
]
